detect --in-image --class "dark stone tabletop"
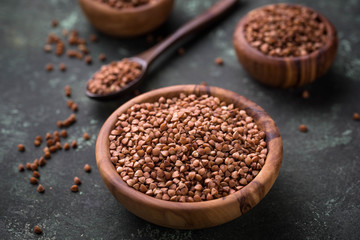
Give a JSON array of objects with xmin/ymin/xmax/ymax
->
[{"xmin": 1, "ymin": 0, "xmax": 359, "ymax": 239}]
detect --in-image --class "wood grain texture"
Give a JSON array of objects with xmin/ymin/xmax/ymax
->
[
  {"xmin": 78, "ymin": 0, "xmax": 174, "ymax": 37},
  {"xmin": 233, "ymin": 4, "xmax": 338, "ymax": 88},
  {"xmin": 96, "ymin": 85, "xmax": 283, "ymax": 229}
]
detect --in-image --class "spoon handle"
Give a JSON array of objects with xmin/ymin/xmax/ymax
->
[{"xmin": 137, "ymin": 0, "xmax": 238, "ymax": 64}]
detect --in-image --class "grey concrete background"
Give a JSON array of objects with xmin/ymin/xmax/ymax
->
[{"xmin": 0, "ymin": 0, "xmax": 359, "ymax": 239}]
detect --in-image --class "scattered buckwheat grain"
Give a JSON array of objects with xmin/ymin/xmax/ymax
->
[
  {"xmin": 353, "ymin": 113, "xmax": 360, "ymax": 121},
  {"xmin": 83, "ymin": 133, "xmax": 90, "ymax": 140},
  {"xmin": 37, "ymin": 184, "xmax": 45, "ymax": 193},
  {"xmin": 59, "ymin": 63, "xmax": 67, "ymax": 71},
  {"xmin": 64, "ymin": 142, "xmax": 70, "ymax": 150},
  {"xmin": 71, "ymin": 140, "xmax": 77, "ymax": 148},
  {"xmin": 18, "ymin": 164, "xmax": 25, "ymax": 172},
  {"xmin": 70, "ymin": 185, "xmax": 79, "ymax": 192},
  {"xmin": 51, "ymin": 19, "xmax": 58, "ymax": 27},
  {"xmin": 18, "ymin": 144, "xmax": 25, "ymax": 152},
  {"xmin": 74, "ymin": 177, "xmax": 81, "ymax": 185},
  {"xmin": 302, "ymin": 90, "xmax": 310, "ymax": 99},
  {"xmin": 298, "ymin": 124, "xmax": 308, "ymax": 132},
  {"xmin": 30, "ymin": 177, "xmax": 38, "ymax": 184},
  {"xmin": 33, "ymin": 171, "xmax": 40, "ymax": 178},
  {"xmin": 33, "ymin": 225, "xmax": 42, "ymax": 234},
  {"xmin": 45, "ymin": 64, "xmax": 53, "ymax": 72},
  {"xmin": 61, "ymin": 130, "xmax": 68, "ymax": 138},
  {"xmin": 99, "ymin": 53, "xmax": 106, "ymax": 62},
  {"xmin": 215, "ymin": 57, "xmax": 224, "ymax": 65},
  {"xmin": 64, "ymin": 85, "xmax": 71, "ymax": 97},
  {"xmin": 84, "ymin": 164, "xmax": 91, "ymax": 172}
]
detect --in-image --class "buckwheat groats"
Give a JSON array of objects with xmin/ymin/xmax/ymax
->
[
  {"xmin": 94, "ymin": 0, "xmax": 151, "ymax": 9},
  {"xmin": 18, "ymin": 164, "xmax": 25, "ymax": 172},
  {"xmin": 83, "ymin": 132, "xmax": 90, "ymax": 140},
  {"xmin": 74, "ymin": 177, "xmax": 82, "ymax": 185},
  {"xmin": 33, "ymin": 225, "xmax": 42, "ymax": 234},
  {"xmin": 30, "ymin": 177, "xmax": 38, "ymax": 184},
  {"xmin": 109, "ymin": 94, "xmax": 268, "ymax": 202},
  {"xmin": 70, "ymin": 185, "xmax": 79, "ymax": 192},
  {"xmin": 87, "ymin": 59, "xmax": 142, "ymax": 95},
  {"xmin": 215, "ymin": 57, "xmax": 224, "ymax": 65},
  {"xmin": 353, "ymin": 113, "xmax": 360, "ymax": 121},
  {"xmin": 298, "ymin": 124, "xmax": 308, "ymax": 133},
  {"xmin": 244, "ymin": 4, "xmax": 328, "ymax": 57},
  {"xmin": 37, "ymin": 184, "xmax": 45, "ymax": 193},
  {"xmin": 302, "ymin": 90, "xmax": 310, "ymax": 99},
  {"xmin": 17, "ymin": 144, "xmax": 25, "ymax": 152},
  {"xmin": 84, "ymin": 164, "xmax": 92, "ymax": 172},
  {"xmin": 98, "ymin": 53, "xmax": 106, "ymax": 62}
]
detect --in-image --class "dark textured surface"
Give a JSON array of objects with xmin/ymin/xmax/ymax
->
[{"xmin": 0, "ymin": 0, "xmax": 359, "ymax": 239}]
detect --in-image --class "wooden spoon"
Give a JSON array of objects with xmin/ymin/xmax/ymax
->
[{"xmin": 85, "ymin": 0, "xmax": 239, "ymax": 100}]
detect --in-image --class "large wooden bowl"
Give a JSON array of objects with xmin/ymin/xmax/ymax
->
[
  {"xmin": 96, "ymin": 85, "xmax": 283, "ymax": 229},
  {"xmin": 233, "ymin": 4, "xmax": 338, "ymax": 88},
  {"xmin": 78, "ymin": 0, "xmax": 174, "ymax": 37}
]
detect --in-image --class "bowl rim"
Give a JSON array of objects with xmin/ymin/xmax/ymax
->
[
  {"xmin": 80, "ymin": 0, "xmax": 171, "ymax": 14},
  {"xmin": 234, "ymin": 3, "xmax": 337, "ymax": 62},
  {"xmin": 96, "ymin": 85, "xmax": 282, "ymax": 214}
]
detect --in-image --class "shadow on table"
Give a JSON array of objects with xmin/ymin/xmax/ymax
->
[
  {"xmin": 106, "ymin": 176, "xmax": 308, "ymax": 240},
  {"xmin": 252, "ymin": 67, "xmax": 352, "ymax": 111}
]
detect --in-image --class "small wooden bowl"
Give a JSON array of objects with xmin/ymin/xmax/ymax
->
[
  {"xmin": 96, "ymin": 85, "xmax": 283, "ymax": 229},
  {"xmin": 78, "ymin": 0, "xmax": 174, "ymax": 37},
  {"xmin": 233, "ymin": 4, "xmax": 338, "ymax": 88}
]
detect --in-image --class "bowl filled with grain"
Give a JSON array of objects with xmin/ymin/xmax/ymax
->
[
  {"xmin": 233, "ymin": 3, "xmax": 338, "ymax": 88},
  {"xmin": 96, "ymin": 84, "xmax": 283, "ymax": 229},
  {"xmin": 78, "ymin": 0, "xmax": 174, "ymax": 37}
]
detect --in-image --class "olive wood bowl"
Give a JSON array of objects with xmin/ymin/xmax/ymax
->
[
  {"xmin": 233, "ymin": 4, "xmax": 338, "ymax": 88},
  {"xmin": 96, "ymin": 85, "xmax": 283, "ymax": 229},
  {"xmin": 78, "ymin": 0, "xmax": 174, "ymax": 37}
]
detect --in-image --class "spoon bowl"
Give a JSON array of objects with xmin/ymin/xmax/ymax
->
[{"xmin": 85, "ymin": 57, "xmax": 148, "ymax": 100}]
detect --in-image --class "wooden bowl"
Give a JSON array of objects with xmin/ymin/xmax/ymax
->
[
  {"xmin": 96, "ymin": 85, "xmax": 283, "ymax": 229},
  {"xmin": 78, "ymin": 0, "xmax": 174, "ymax": 37},
  {"xmin": 233, "ymin": 4, "xmax": 338, "ymax": 88}
]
